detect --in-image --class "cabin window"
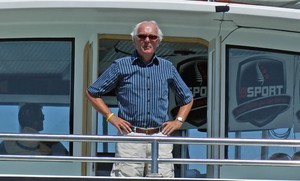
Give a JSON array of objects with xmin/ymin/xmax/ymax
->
[
  {"xmin": 0, "ymin": 39, "xmax": 74, "ymax": 156},
  {"xmin": 226, "ymin": 45, "xmax": 300, "ymax": 160},
  {"xmin": 96, "ymin": 35, "xmax": 208, "ymax": 177}
]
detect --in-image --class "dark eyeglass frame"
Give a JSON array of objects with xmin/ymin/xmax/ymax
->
[{"xmin": 137, "ymin": 34, "xmax": 159, "ymax": 41}]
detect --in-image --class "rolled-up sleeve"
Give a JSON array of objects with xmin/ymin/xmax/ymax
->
[
  {"xmin": 87, "ymin": 61, "xmax": 119, "ymax": 97},
  {"xmin": 170, "ymin": 65, "xmax": 193, "ymax": 106}
]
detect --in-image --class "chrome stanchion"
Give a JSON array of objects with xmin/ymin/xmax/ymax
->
[{"xmin": 147, "ymin": 139, "xmax": 162, "ymax": 177}]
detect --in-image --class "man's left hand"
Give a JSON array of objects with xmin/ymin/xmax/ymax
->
[{"xmin": 161, "ymin": 120, "xmax": 183, "ymax": 135}]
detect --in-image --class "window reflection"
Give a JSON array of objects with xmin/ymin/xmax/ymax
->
[
  {"xmin": 0, "ymin": 39, "xmax": 73, "ymax": 155},
  {"xmin": 0, "ymin": 103, "xmax": 69, "ymax": 155}
]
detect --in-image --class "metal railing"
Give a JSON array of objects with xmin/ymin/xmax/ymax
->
[{"xmin": 0, "ymin": 133, "xmax": 300, "ymax": 180}]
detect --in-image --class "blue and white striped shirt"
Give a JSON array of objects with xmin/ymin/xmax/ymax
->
[{"xmin": 88, "ymin": 51, "xmax": 193, "ymax": 128}]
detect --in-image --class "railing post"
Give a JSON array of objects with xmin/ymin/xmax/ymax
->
[{"xmin": 146, "ymin": 139, "xmax": 162, "ymax": 177}]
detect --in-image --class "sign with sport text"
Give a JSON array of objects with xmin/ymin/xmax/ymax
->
[
  {"xmin": 227, "ymin": 46, "xmax": 296, "ymax": 131},
  {"xmin": 171, "ymin": 56, "xmax": 207, "ymax": 127}
]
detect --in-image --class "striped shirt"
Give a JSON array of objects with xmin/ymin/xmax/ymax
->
[{"xmin": 87, "ymin": 51, "xmax": 193, "ymax": 128}]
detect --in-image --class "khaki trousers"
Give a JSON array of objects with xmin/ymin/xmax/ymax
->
[{"xmin": 110, "ymin": 132, "xmax": 174, "ymax": 177}]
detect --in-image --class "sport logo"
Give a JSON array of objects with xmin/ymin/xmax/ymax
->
[
  {"xmin": 171, "ymin": 56, "xmax": 207, "ymax": 127},
  {"xmin": 232, "ymin": 55, "xmax": 290, "ymax": 127}
]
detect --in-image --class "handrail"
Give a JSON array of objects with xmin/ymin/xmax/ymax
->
[
  {"xmin": 1, "ymin": 133, "xmax": 300, "ymax": 147},
  {"xmin": 0, "ymin": 155, "xmax": 300, "ymax": 166},
  {"xmin": 0, "ymin": 133, "xmax": 300, "ymax": 178}
]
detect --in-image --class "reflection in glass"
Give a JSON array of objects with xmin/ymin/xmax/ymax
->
[
  {"xmin": 0, "ymin": 39, "xmax": 73, "ymax": 155},
  {"xmin": 0, "ymin": 103, "xmax": 68, "ymax": 155}
]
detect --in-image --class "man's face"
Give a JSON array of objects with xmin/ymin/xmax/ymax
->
[{"xmin": 134, "ymin": 22, "xmax": 160, "ymax": 60}]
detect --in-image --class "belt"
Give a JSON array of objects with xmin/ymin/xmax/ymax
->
[{"xmin": 131, "ymin": 126, "xmax": 161, "ymax": 135}]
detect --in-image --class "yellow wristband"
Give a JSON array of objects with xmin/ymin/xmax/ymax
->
[{"xmin": 106, "ymin": 113, "xmax": 114, "ymax": 121}]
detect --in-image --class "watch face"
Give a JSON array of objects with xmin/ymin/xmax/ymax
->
[{"xmin": 177, "ymin": 117, "xmax": 183, "ymax": 121}]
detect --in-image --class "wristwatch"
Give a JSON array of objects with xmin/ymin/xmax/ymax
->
[{"xmin": 176, "ymin": 116, "xmax": 184, "ymax": 123}]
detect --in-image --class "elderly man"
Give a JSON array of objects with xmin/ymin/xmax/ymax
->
[{"xmin": 86, "ymin": 20, "xmax": 193, "ymax": 177}]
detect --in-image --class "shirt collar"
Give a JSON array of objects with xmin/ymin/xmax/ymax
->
[{"xmin": 131, "ymin": 50, "xmax": 159, "ymax": 66}]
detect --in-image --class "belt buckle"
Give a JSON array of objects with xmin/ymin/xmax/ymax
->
[{"xmin": 145, "ymin": 129, "xmax": 149, "ymax": 135}]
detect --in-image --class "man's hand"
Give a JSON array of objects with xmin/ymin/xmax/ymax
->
[
  {"xmin": 161, "ymin": 120, "xmax": 183, "ymax": 135},
  {"xmin": 107, "ymin": 115, "xmax": 132, "ymax": 134}
]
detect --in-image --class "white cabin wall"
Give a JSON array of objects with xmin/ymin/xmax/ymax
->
[
  {"xmin": 0, "ymin": 0, "xmax": 299, "ymax": 177},
  {"xmin": 0, "ymin": 10, "xmax": 217, "ymax": 158}
]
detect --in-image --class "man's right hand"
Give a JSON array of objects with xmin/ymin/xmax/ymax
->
[{"xmin": 108, "ymin": 115, "xmax": 132, "ymax": 134}]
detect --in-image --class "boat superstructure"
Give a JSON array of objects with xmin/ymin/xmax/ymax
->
[{"xmin": 0, "ymin": 0, "xmax": 300, "ymax": 180}]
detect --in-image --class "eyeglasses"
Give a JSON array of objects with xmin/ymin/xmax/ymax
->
[{"xmin": 137, "ymin": 34, "xmax": 159, "ymax": 41}]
